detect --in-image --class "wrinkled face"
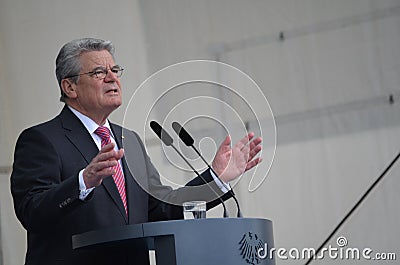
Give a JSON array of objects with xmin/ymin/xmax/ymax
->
[{"xmin": 67, "ymin": 50, "xmax": 122, "ymax": 122}]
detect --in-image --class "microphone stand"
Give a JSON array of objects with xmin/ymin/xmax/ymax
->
[
  {"xmin": 172, "ymin": 121, "xmax": 243, "ymax": 217},
  {"xmin": 190, "ymin": 144, "xmax": 243, "ymax": 217},
  {"xmin": 150, "ymin": 121, "xmax": 229, "ymax": 218}
]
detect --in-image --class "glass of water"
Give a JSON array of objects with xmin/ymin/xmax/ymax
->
[{"xmin": 183, "ymin": 201, "xmax": 206, "ymax": 219}]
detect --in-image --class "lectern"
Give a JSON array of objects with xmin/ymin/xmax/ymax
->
[{"xmin": 73, "ymin": 218, "xmax": 275, "ymax": 265}]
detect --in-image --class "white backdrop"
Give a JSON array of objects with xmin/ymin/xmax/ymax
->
[
  {"xmin": 1, "ymin": 0, "xmax": 399, "ymax": 264},
  {"xmin": 139, "ymin": 1, "xmax": 400, "ymax": 264}
]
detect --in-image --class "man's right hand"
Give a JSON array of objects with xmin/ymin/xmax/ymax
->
[{"xmin": 83, "ymin": 143, "xmax": 124, "ymax": 188}]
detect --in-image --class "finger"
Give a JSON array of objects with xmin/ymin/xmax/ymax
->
[
  {"xmin": 95, "ymin": 148, "xmax": 124, "ymax": 163},
  {"xmin": 236, "ymin": 135, "xmax": 249, "ymax": 149},
  {"xmin": 95, "ymin": 151, "xmax": 118, "ymax": 163},
  {"xmin": 88, "ymin": 167, "xmax": 116, "ymax": 187},
  {"xmin": 245, "ymin": 157, "xmax": 262, "ymax": 172},
  {"xmin": 248, "ymin": 144, "xmax": 262, "ymax": 160},
  {"xmin": 217, "ymin": 135, "xmax": 231, "ymax": 154},
  {"xmin": 115, "ymin": 148, "xmax": 124, "ymax": 160},
  {"xmin": 83, "ymin": 161, "xmax": 117, "ymax": 187},
  {"xmin": 223, "ymin": 135, "xmax": 231, "ymax": 146},
  {"xmin": 90, "ymin": 160, "xmax": 118, "ymax": 173},
  {"xmin": 100, "ymin": 142, "xmax": 115, "ymax": 153},
  {"xmin": 247, "ymin": 137, "xmax": 262, "ymax": 156},
  {"xmin": 249, "ymin": 137, "xmax": 262, "ymax": 150},
  {"xmin": 97, "ymin": 167, "xmax": 116, "ymax": 178},
  {"xmin": 237, "ymin": 132, "xmax": 254, "ymax": 149},
  {"xmin": 93, "ymin": 143, "xmax": 116, "ymax": 161},
  {"xmin": 247, "ymin": 132, "xmax": 255, "ymax": 140}
]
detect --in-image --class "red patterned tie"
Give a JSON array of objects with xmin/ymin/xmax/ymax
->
[{"xmin": 94, "ymin": 126, "xmax": 128, "ymax": 216}]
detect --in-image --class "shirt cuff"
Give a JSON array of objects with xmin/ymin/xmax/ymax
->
[
  {"xmin": 209, "ymin": 169, "xmax": 231, "ymax": 193},
  {"xmin": 78, "ymin": 169, "xmax": 95, "ymax": 200}
]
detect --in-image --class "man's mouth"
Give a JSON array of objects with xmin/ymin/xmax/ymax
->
[{"xmin": 106, "ymin": 88, "xmax": 118, "ymax": 94}]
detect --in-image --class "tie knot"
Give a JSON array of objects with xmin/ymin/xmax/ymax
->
[{"xmin": 95, "ymin": 126, "xmax": 111, "ymax": 141}]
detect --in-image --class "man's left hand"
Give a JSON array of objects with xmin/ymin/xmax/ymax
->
[{"xmin": 212, "ymin": 132, "xmax": 262, "ymax": 183}]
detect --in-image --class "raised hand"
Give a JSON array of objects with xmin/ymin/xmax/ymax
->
[
  {"xmin": 83, "ymin": 143, "xmax": 124, "ymax": 188},
  {"xmin": 211, "ymin": 132, "xmax": 262, "ymax": 183}
]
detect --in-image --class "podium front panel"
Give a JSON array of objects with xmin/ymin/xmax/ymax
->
[
  {"xmin": 73, "ymin": 218, "xmax": 275, "ymax": 265},
  {"xmin": 144, "ymin": 218, "xmax": 275, "ymax": 265}
]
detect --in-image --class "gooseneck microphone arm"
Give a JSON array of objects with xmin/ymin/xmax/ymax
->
[
  {"xmin": 172, "ymin": 121, "xmax": 243, "ymax": 218},
  {"xmin": 150, "ymin": 121, "xmax": 229, "ymax": 218}
]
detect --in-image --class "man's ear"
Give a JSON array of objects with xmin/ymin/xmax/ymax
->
[{"xmin": 61, "ymin": 79, "xmax": 78, "ymax": 99}]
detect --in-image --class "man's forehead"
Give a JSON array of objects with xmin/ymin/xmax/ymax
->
[{"xmin": 80, "ymin": 50, "xmax": 115, "ymax": 67}]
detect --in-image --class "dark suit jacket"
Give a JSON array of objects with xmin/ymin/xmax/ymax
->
[{"xmin": 11, "ymin": 106, "xmax": 230, "ymax": 265}]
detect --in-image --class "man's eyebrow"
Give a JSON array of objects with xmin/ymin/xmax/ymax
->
[{"xmin": 90, "ymin": 66, "xmax": 107, "ymax": 71}]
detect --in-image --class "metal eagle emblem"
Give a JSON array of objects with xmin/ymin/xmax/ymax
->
[{"xmin": 239, "ymin": 232, "xmax": 264, "ymax": 264}]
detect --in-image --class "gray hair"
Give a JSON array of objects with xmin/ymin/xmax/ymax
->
[{"xmin": 55, "ymin": 38, "xmax": 115, "ymax": 102}]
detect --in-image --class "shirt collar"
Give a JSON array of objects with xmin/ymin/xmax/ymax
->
[{"xmin": 68, "ymin": 106, "xmax": 112, "ymax": 136}]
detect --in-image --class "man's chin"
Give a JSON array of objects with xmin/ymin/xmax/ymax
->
[{"xmin": 110, "ymin": 100, "xmax": 123, "ymax": 111}]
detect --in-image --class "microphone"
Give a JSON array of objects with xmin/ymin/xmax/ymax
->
[
  {"xmin": 172, "ymin": 121, "xmax": 243, "ymax": 217},
  {"xmin": 150, "ymin": 121, "xmax": 173, "ymax": 146},
  {"xmin": 150, "ymin": 121, "xmax": 229, "ymax": 218}
]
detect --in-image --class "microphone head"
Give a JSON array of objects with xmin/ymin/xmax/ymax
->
[
  {"xmin": 172, "ymin": 122, "xmax": 194, "ymax": 146},
  {"xmin": 150, "ymin": 121, "xmax": 173, "ymax": 146}
]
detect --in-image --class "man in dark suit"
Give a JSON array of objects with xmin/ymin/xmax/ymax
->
[{"xmin": 10, "ymin": 38, "xmax": 262, "ymax": 265}]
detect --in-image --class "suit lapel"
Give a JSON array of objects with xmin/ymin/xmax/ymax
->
[
  {"xmin": 60, "ymin": 106, "xmax": 99, "ymax": 164},
  {"xmin": 60, "ymin": 106, "xmax": 128, "ymax": 223}
]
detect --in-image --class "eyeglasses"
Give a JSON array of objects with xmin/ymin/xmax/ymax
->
[{"xmin": 66, "ymin": 65, "xmax": 124, "ymax": 80}]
